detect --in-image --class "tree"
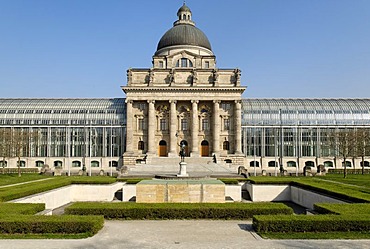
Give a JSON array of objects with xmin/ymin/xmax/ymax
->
[
  {"xmin": 327, "ymin": 128, "xmax": 357, "ymax": 178},
  {"xmin": 0, "ymin": 128, "xmax": 11, "ymax": 174},
  {"xmin": 354, "ymin": 128, "xmax": 370, "ymax": 175}
]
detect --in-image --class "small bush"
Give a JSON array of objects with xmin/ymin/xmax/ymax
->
[
  {"xmin": 0, "ymin": 215, "xmax": 104, "ymax": 236},
  {"xmin": 253, "ymin": 214, "xmax": 370, "ymax": 233}
]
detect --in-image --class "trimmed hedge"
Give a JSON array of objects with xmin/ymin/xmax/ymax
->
[
  {"xmin": 0, "ymin": 215, "xmax": 104, "ymax": 236},
  {"xmin": 69, "ymin": 176, "xmax": 117, "ymax": 185},
  {"xmin": 314, "ymin": 203, "xmax": 370, "ymax": 215},
  {"xmin": 0, "ymin": 203, "xmax": 45, "ymax": 216},
  {"xmin": 218, "ymin": 179, "xmax": 243, "ymax": 185},
  {"xmin": 117, "ymin": 178, "xmax": 151, "ymax": 184},
  {"xmin": 253, "ymin": 214, "xmax": 370, "ymax": 232},
  {"xmin": 0, "ymin": 168, "xmax": 39, "ymax": 174},
  {"xmin": 65, "ymin": 202, "xmax": 293, "ymax": 219},
  {"xmin": 328, "ymin": 169, "xmax": 370, "ymax": 174}
]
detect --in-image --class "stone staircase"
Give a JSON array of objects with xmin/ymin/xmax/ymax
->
[{"xmin": 128, "ymin": 156, "xmax": 235, "ymax": 175}]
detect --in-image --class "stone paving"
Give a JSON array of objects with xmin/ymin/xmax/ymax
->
[{"xmin": 0, "ymin": 220, "xmax": 369, "ymax": 249}]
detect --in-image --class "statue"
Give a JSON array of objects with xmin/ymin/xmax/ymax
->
[
  {"xmin": 179, "ymin": 141, "xmax": 186, "ymax": 162},
  {"xmin": 192, "ymin": 69, "xmax": 198, "ymax": 85},
  {"xmin": 127, "ymin": 68, "xmax": 132, "ymax": 84},
  {"xmin": 234, "ymin": 68, "xmax": 241, "ymax": 85}
]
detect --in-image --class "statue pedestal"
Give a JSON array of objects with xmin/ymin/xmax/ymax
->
[{"xmin": 177, "ymin": 162, "xmax": 189, "ymax": 177}]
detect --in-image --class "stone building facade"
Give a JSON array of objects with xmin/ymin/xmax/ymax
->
[{"xmin": 122, "ymin": 4, "xmax": 246, "ymax": 166}]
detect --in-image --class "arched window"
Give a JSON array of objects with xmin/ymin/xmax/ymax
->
[
  {"xmin": 138, "ymin": 141, "xmax": 144, "ymax": 150},
  {"xmin": 176, "ymin": 58, "xmax": 193, "ymax": 68},
  {"xmin": 91, "ymin": 161, "xmax": 99, "ymax": 168},
  {"xmin": 35, "ymin": 161, "xmax": 44, "ymax": 167},
  {"xmin": 223, "ymin": 141, "xmax": 230, "ymax": 151},
  {"xmin": 109, "ymin": 161, "xmax": 118, "ymax": 167},
  {"xmin": 19, "ymin": 161, "xmax": 26, "ymax": 167},
  {"xmin": 71, "ymin": 161, "xmax": 80, "ymax": 167},
  {"xmin": 268, "ymin": 161, "xmax": 277, "ymax": 167},
  {"xmin": 361, "ymin": 161, "xmax": 370, "ymax": 167},
  {"xmin": 54, "ymin": 161, "xmax": 63, "ymax": 167},
  {"xmin": 305, "ymin": 161, "xmax": 315, "ymax": 167},
  {"xmin": 287, "ymin": 161, "xmax": 296, "ymax": 167},
  {"xmin": 324, "ymin": 161, "xmax": 334, "ymax": 167},
  {"xmin": 342, "ymin": 161, "xmax": 352, "ymax": 167},
  {"xmin": 183, "ymin": 14, "xmax": 186, "ymax": 20},
  {"xmin": 250, "ymin": 161, "xmax": 260, "ymax": 167}
]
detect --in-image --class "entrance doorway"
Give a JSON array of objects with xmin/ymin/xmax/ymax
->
[
  {"xmin": 159, "ymin": 140, "xmax": 167, "ymax": 157},
  {"xmin": 201, "ymin": 140, "xmax": 209, "ymax": 157},
  {"xmin": 180, "ymin": 140, "xmax": 189, "ymax": 156}
]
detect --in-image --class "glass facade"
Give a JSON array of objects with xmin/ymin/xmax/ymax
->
[
  {"xmin": 0, "ymin": 99, "xmax": 125, "ymax": 168},
  {"xmin": 242, "ymin": 99, "xmax": 370, "ymax": 166}
]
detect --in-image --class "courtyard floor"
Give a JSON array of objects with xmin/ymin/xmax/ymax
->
[{"xmin": 0, "ymin": 220, "xmax": 369, "ymax": 249}]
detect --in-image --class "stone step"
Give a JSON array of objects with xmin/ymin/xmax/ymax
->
[{"xmin": 129, "ymin": 162, "xmax": 232, "ymax": 173}]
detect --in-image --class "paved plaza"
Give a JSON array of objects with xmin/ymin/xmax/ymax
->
[{"xmin": 0, "ymin": 220, "xmax": 369, "ymax": 249}]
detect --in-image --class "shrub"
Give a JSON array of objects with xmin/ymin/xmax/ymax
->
[
  {"xmin": 0, "ymin": 215, "xmax": 104, "ymax": 236},
  {"xmin": 253, "ymin": 214, "xmax": 370, "ymax": 233},
  {"xmin": 65, "ymin": 202, "xmax": 293, "ymax": 219}
]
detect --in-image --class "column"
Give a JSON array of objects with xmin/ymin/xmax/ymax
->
[
  {"xmin": 147, "ymin": 100, "xmax": 156, "ymax": 155},
  {"xmin": 213, "ymin": 100, "xmax": 220, "ymax": 154},
  {"xmin": 169, "ymin": 100, "xmax": 177, "ymax": 156},
  {"xmin": 124, "ymin": 100, "xmax": 134, "ymax": 154},
  {"xmin": 234, "ymin": 100, "xmax": 242, "ymax": 154},
  {"xmin": 191, "ymin": 100, "xmax": 199, "ymax": 156}
]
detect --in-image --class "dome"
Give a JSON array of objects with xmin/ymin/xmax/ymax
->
[
  {"xmin": 177, "ymin": 3, "xmax": 191, "ymax": 14},
  {"xmin": 156, "ymin": 24, "xmax": 212, "ymax": 52},
  {"xmin": 155, "ymin": 4, "xmax": 212, "ymax": 53}
]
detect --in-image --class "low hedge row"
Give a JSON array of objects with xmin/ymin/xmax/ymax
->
[
  {"xmin": 314, "ymin": 203, "xmax": 370, "ymax": 215},
  {"xmin": 328, "ymin": 169, "xmax": 370, "ymax": 174},
  {"xmin": 65, "ymin": 202, "xmax": 293, "ymax": 219},
  {"xmin": 253, "ymin": 214, "xmax": 370, "ymax": 233},
  {"xmin": 0, "ymin": 215, "xmax": 104, "ymax": 236},
  {"xmin": 0, "ymin": 203, "xmax": 45, "ymax": 216},
  {"xmin": 0, "ymin": 168, "xmax": 40, "ymax": 174}
]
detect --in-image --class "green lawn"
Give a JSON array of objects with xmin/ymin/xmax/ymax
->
[
  {"xmin": 317, "ymin": 174, "xmax": 370, "ymax": 188},
  {"xmin": 0, "ymin": 174, "xmax": 52, "ymax": 187}
]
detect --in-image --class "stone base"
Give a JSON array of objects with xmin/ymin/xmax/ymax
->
[
  {"xmin": 177, "ymin": 162, "xmax": 188, "ymax": 177},
  {"xmin": 136, "ymin": 179, "xmax": 225, "ymax": 203}
]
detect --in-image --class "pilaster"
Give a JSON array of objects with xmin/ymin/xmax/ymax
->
[
  {"xmin": 147, "ymin": 100, "xmax": 156, "ymax": 155},
  {"xmin": 169, "ymin": 100, "xmax": 177, "ymax": 157},
  {"xmin": 213, "ymin": 100, "xmax": 220, "ymax": 154},
  {"xmin": 191, "ymin": 100, "xmax": 199, "ymax": 156}
]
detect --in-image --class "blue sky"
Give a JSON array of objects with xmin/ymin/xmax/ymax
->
[{"xmin": 1, "ymin": 0, "xmax": 370, "ymax": 98}]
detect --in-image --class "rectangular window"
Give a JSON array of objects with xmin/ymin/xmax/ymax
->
[
  {"xmin": 181, "ymin": 119, "xmax": 188, "ymax": 131},
  {"xmin": 224, "ymin": 119, "xmax": 230, "ymax": 130},
  {"xmin": 138, "ymin": 119, "xmax": 145, "ymax": 131},
  {"xmin": 138, "ymin": 102, "xmax": 146, "ymax": 110},
  {"xmin": 159, "ymin": 61, "xmax": 164, "ymax": 68},
  {"xmin": 202, "ymin": 119, "xmax": 209, "ymax": 131},
  {"xmin": 181, "ymin": 58, "xmax": 187, "ymax": 67},
  {"xmin": 205, "ymin": 61, "xmax": 210, "ymax": 68},
  {"xmin": 160, "ymin": 119, "xmax": 167, "ymax": 131},
  {"xmin": 221, "ymin": 103, "xmax": 231, "ymax": 110}
]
